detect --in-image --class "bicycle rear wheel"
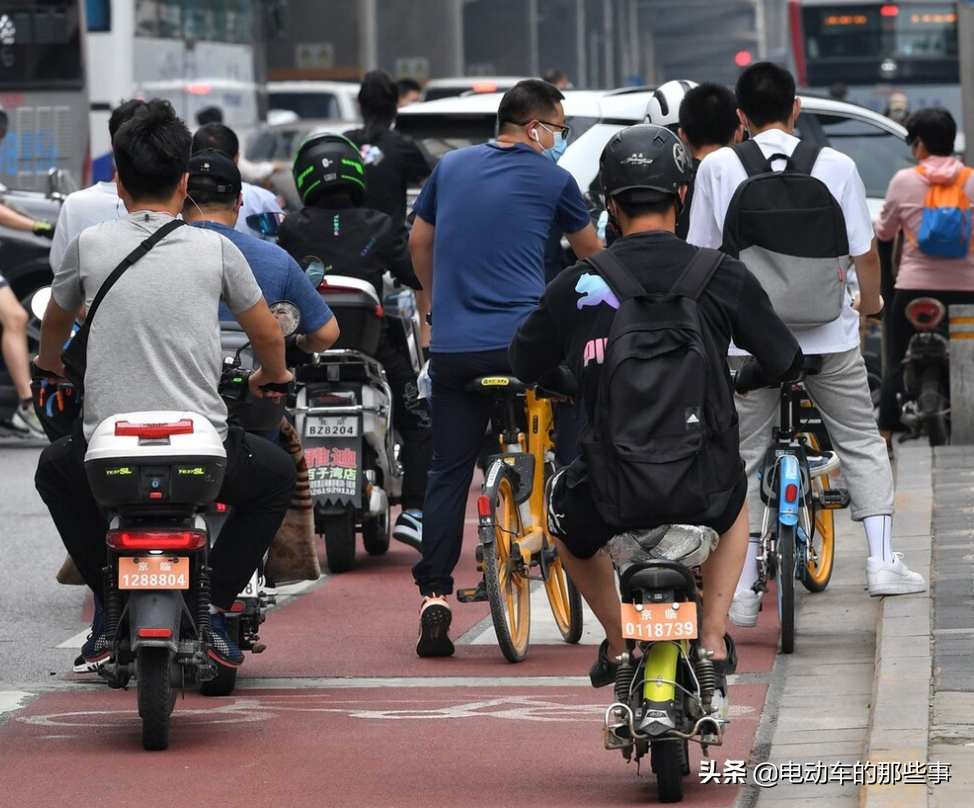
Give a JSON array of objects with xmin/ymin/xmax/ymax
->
[
  {"xmin": 803, "ymin": 435, "xmax": 835, "ymax": 593},
  {"xmin": 777, "ymin": 524, "xmax": 796, "ymax": 654},
  {"xmin": 482, "ymin": 463, "xmax": 531, "ymax": 663}
]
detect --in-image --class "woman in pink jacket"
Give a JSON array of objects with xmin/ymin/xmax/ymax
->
[{"xmin": 874, "ymin": 107, "xmax": 974, "ymax": 443}]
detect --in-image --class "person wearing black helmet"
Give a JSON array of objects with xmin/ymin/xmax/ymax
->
[
  {"xmin": 510, "ymin": 123, "xmax": 801, "ymax": 688},
  {"xmin": 277, "ymin": 132, "xmax": 432, "ymax": 553}
]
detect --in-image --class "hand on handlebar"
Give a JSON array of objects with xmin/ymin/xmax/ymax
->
[{"xmin": 248, "ymin": 367, "xmax": 293, "ymax": 401}]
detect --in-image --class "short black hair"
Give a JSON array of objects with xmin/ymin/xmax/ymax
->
[
  {"xmin": 183, "ymin": 188, "xmax": 235, "ymax": 213},
  {"xmin": 112, "ymin": 98, "xmax": 191, "ymax": 202},
  {"xmin": 496, "ymin": 79, "xmax": 564, "ymax": 134},
  {"xmin": 735, "ymin": 61, "xmax": 796, "ymax": 129},
  {"xmin": 397, "ymin": 77, "xmax": 422, "ymax": 99},
  {"xmin": 679, "ymin": 83, "xmax": 739, "ymax": 150},
  {"xmin": 196, "ymin": 105, "xmax": 223, "ymax": 126},
  {"xmin": 613, "ymin": 195, "xmax": 677, "ymax": 220},
  {"xmin": 905, "ymin": 107, "xmax": 956, "ymax": 156},
  {"xmin": 108, "ymin": 99, "xmax": 148, "ymax": 142},
  {"xmin": 192, "ymin": 122, "xmax": 239, "ymax": 157}
]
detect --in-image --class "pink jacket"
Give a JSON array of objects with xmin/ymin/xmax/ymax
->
[{"xmin": 875, "ymin": 155, "xmax": 974, "ymax": 291}]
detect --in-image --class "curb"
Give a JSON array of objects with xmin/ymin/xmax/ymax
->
[{"xmin": 861, "ymin": 444, "xmax": 932, "ymax": 808}]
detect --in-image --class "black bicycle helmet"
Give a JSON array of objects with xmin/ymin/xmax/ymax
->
[
  {"xmin": 598, "ymin": 124, "xmax": 691, "ymax": 205},
  {"xmin": 292, "ymin": 132, "xmax": 366, "ymax": 207}
]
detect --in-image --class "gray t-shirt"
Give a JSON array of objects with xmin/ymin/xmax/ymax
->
[{"xmin": 53, "ymin": 211, "xmax": 263, "ymax": 441}]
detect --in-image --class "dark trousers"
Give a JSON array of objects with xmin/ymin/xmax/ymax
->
[
  {"xmin": 878, "ymin": 288, "xmax": 974, "ymax": 432},
  {"xmin": 375, "ymin": 336, "xmax": 432, "ymax": 511},
  {"xmin": 35, "ymin": 423, "xmax": 296, "ymax": 609},
  {"xmin": 413, "ymin": 349, "xmax": 511, "ymax": 596}
]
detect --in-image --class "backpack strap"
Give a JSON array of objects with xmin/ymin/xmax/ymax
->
[
  {"xmin": 787, "ymin": 140, "xmax": 822, "ymax": 174},
  {"xmin": 582, "ymin": 248, "xmax": 645, "ymax": 301},
  {"xmin": 731, "ymin": 140, "xmax": 771, "ymax": 177},
  {"xmin": 670, "ymin": 247, "xmax": 724, "ymax": 300}
]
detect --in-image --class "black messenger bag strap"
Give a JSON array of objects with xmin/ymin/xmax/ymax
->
[{"xmin": 81, "ymin": 218, "xmax": 186, "ymax": 327}]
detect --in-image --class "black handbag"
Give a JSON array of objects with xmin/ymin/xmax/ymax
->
[{"xmin": 61, "ymin": 219, "xmax": 185, "ymax": 392}]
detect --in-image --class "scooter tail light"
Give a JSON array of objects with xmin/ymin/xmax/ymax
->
[
  {"xmin": 137, "ymin": 628, "xmax": 173, "ymax": 639},
  {"xmin": 784, "ymin": 483, "xmax": 799, "ymax": 504},
  {"xmin": 114, "ymin": 418, "xmax": 195, "ymax": 438},
  {"xmin": 904, "ymin": 297, "xmax": 946, "ymax": 332},
  {"xmin": 107, "ymin": 529, "xmax": 207, "ymax": 551},
  {"xmin": 230, "ymin": 601, "xmax": 246, "ymax": 613}
]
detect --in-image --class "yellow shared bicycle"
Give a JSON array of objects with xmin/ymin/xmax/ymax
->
[{"xmin": 456, "ymin": 375, "xmax": 583, "ymax": 662}]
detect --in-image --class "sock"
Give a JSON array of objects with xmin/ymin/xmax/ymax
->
[
  {"xmin": 736, "ymin": 535, "xmax": 762, "ymax": 593},
  {"xmin": 864, "ymin": 514, "xmax": 893, "ymax": 564}
]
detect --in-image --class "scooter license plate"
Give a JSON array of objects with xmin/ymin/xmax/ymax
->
[
  {"xmin": 118, "ymin": 556, "xmax": 190, "ymax": 590},
  {"xmin": 304, "ymin": 415, "xmax": 359, "ymax": 438},
  {"xmin": 620, "ymin": 601, "xmax": 698, "ymax": 640}
]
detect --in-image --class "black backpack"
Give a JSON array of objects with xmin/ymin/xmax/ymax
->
[
  {"xmin": 578, "ymin": 247, "xmax": 741, "ymax": 528},
  {"xmin": 721, "ymin": 139, "xmax": 850, "ymax": 327}
]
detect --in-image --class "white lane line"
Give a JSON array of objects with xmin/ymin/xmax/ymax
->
[{"xmin": 0, "ymin": 691, "xmax": 33, "ymax": 717}]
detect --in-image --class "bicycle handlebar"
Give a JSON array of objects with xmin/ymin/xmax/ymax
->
[{"xmin": 733, "ymin": 355, "xmax": 823, "ymax": 395}]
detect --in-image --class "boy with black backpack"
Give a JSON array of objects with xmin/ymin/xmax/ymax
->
[
  {"xmin": 687, "ymin": 62, "xmax": 926, "ymax": 625},
  {"xmin": 510, "ymin": 124, "xmax": 802, "ymax": 687}
]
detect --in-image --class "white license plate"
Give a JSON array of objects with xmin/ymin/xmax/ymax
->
[{"xmin": 305, "ymin": 415, "xmax": 359, "ymax": 438}]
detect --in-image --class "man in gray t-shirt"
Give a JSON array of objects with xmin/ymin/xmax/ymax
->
[{"xmin": 33, "ymin": 100, "xmax": 297, "ymax": 672}]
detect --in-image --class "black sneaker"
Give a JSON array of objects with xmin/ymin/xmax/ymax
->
[
  {"xmin": 416, "ymin": 595, "xmax": 454, "ymax": 658},
  {"xmin": 79, "ymin": 600, "xmax": 110, "ymax": 668},
  {"xmin": 393, "ymin": 511, "xmax": 423, "ymax": 551},
  {"xmin": 207, "ymin": 611, "xmax": 244, "ymax": 668}
]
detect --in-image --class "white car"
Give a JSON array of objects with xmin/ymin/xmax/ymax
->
[{"xmin": 267, "ymin": 80, "xmax": 360, "ymax": 122}]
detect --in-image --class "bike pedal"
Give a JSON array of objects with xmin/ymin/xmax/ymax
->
[
  {"xmin": 456, "ymin": 581, "xmax": 488, "ymax": 603},
  {"xmin": 819, "ymin": 488, "xmax": 851, "ymax": 509}
]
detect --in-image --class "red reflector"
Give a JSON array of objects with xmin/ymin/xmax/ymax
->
[
  {"xmin": 215, "ymin": 502, "xmax": 228, "ymax": 513},
  {"xmin": 375, "ymin": 305, "xmax": 384, "ymax": 318},
  {"xmin": 477, "ymin": 496, "xmax": 492, "ymax": 517},
  {"xmin": 880, "ymin": 4, "xmax": 899, "ymax": 16},
  {"xmin": 785, "ymin": 483, "xmax": 799, "ymax": 503},
  {"xmin": 115, "ymin": 418, "xmax": 194, "ymax": 438},
  {"xmin": 107, "ymin": 529, "xmax": 207, "ymax": 551},
  {"xmin": 149, "ymin": 491, "xmax": 163, "ymax": 499},
  {"xmin": 230, "ymin": 601, "xmax": 245, "ymax": 613},
  {"xmin": 137, "ymin": 628, "xmax": 173, "ymax": 639}
]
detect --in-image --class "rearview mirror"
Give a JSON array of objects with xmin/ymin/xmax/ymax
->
[
  {"xmin": 299, "ymin": 255, "xmax": 325, "ymax": 288},
  {"xmin": 246, "ymin": 211, "xmax": 286, "ymax": 237},
  {"xmin": 268, "ymin": 300, "xmax": 301, "ymax": 337}
]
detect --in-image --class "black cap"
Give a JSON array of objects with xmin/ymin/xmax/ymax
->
[{"xmin": 187, "ymin": 148, "xmax": 241, "ymax": 196}]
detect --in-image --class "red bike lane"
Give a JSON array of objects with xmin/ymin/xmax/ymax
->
[{"xmin": 1, "ymin": 487, "xmax": 782, "ymax": 808}]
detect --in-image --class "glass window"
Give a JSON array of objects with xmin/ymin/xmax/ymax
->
[
  {"xmin": 85, "ymin": 0, "xmax": 109, "ymax": 31},
  {"xmin": 0, "ymin": 1, "xmax": 84, "ymax": 89}
]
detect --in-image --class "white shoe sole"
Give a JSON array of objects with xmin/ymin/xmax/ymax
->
[
  {"xmin": 728, "ymin": 610, "xmax": 759, "ymax": 628},
  {"xmin": 867, "ymin": 580, "xmax": 927, "ymax": 597}
]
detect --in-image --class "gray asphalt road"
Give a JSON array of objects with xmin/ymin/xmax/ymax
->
[{"xmin": 0, "ymin": 437, "xmax": 89, "ymax": 688}]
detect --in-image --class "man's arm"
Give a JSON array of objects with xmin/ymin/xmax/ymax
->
[
  {"xmin": 297, "ymin": 317, "xmax": 339, "ymax": 353},
  {"xmin": 35, "ymin": 298, "xmax": 77, "ymax": 375},
  {"xmin": 565, "ymin": 223, "xmax": 602, "ymax": 260},
  {"xmin": 851, "ymin": 242, "xmax": 883, "ymax": 315},
  {"xmin": 409, "ymin": 216, "xmax": 435, "ymax": 348},
  {"xmin": 234, "ymin": 301, "xmax": 292, "ymax": 395}
]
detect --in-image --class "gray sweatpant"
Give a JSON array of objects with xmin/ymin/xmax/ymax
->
[{"xmin": 730, "ymin": 347, "xmax": 894, "ymax": 529}]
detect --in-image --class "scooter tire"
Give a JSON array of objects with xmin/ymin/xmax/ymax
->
[
  {"xmin": 137, "ymin": 647, "xmax": 174, "ymax": 751},
  {"xmin": 322, "ymin": 509, "xmax": 356, "ymax": 574},
  {"xmin": 650, "ymin": 738, "xmax": 686, "ymax": 803},
  {"xmin": 919, "ymin": 365, "xmax": 949, "ymax": 446},
  {"xmin": 362, "ymin": 509, "xmax": 391, "ymax": 556}
]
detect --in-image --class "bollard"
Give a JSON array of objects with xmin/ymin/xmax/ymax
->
[{"xmin": 949, "ymin": 304, "xmax": 974, "ymax": 444}]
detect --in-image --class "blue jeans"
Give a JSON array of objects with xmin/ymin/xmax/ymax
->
[{"xmin": 412, "ymin": 349, "xmax": 510, "ymax": 596}]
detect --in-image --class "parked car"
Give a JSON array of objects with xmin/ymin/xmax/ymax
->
[
  {"xmin": 267, "ymin": 80, "xmax": 360, "ymax": 123},
  {"xmin": 419, "ymin": 76, "xmax": 530, "ymax": 103}
]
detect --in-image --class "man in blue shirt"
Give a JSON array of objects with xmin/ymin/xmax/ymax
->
[
  {"xmin": 182, "ymin": 149, "xmax": 339, "ymax": 355},
  {"xmin": 409, "ymin": 79, "xmax": 602, "ymax": 657}
]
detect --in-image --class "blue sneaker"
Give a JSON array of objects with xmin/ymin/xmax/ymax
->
[
  {"xmin": 77, "ymin": 599, "xmax": 110, "ymax": 671},
  {"xmin": 207, "ymin": 611, "xmax": 244, "ymax": 668}
]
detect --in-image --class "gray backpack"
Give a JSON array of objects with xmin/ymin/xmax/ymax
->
[{"xmin": 721, "ymin": 140, "xmax": 850, "ymax": 327}]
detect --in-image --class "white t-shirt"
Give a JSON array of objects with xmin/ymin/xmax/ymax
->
[
  {"xmin": 50, "ymin": 181, "xmax": 124, "ymax": 271},
  {"xmin": 687, "ymin": 129, "xmax": 874, "ymax": 355}
]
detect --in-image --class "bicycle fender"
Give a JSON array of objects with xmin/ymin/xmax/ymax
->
[{"xmin": 778, "ymin": 454, "xmax": 801, "ymax": 526}]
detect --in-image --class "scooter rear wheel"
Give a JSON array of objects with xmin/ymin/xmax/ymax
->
[
  {"xmin": 362, "ymin": 508, "xmax": 391, "ymax": 556},
  {"xmin": 322, "ymin": 509, "xmax": 356, "ymax": 574},
  {"xmin": 137, "ymin": 647, "xmax": 174, "ymax": 751},
  {"xmin": 777, "ymin": 523, "xmax": 797, "ymax": 655}
]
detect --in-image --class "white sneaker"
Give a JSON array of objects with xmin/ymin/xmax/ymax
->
[
  {"xmin": 10, "ymin": 403, "xmax": 46, "ymax": 440},
  {"xmin": 729, "ymin": 589, "xmax": 762, "ymax": 628},
  {"xmin": 866, "ymin": 553, "xmax": 927, "ymax": 596}
]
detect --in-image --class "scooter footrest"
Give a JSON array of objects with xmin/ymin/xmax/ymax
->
[{"xmin": 819, "ymin": 488, "xmax": 851, "ymax": 509}]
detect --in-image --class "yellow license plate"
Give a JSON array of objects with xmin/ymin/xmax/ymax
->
[
  {"xmin": 118, "ymin": 556, "xmax": 190, "ymax": 590},
  {"xmin": 620, "ymin": 601, "xmax": 698, "ymax": 640}
]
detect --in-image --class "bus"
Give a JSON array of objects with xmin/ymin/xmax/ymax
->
[
  {"xmin": 85, "ymin": 0, "xmax": 265, "ymax": 183},
  {"xmin": 0, "ymin": 1, "xmax": 89, "ymax": 191},
  {"xmin": 788, "ymin": 0, "xmax": 960, "ymax": 121}
]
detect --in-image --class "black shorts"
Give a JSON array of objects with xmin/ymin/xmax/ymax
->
[{"xmin": 548, "ymin": 458, "xmax": 748, "ymax": 560}]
